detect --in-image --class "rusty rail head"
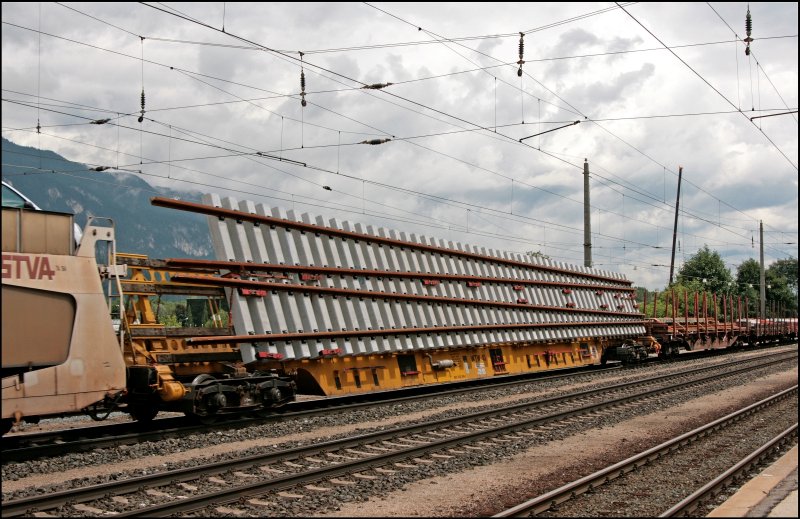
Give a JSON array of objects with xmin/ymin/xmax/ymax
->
[
  {"xmin": 185, "ymin": 318, "xmax": 650, "ymax": 345},
  {"xmin": 151, "ymin": 197, "xmax": 632, "ymax": 285},
  {"xmin": 164, "ymin": 258, "xmax": 635, "ymax": 293},
  {"xmin": 169, "ymin": 273, "xmax": 644, "ymax": 319}
]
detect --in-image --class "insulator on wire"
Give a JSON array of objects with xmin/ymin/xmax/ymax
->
[
  {"xmin": 360, "ymin": 138, "xmax": 391, "ymax": 145},
  {"xmin": 517, "ymin": 32, "xmax": 525, "ymax": 77},
  {"xmin": 300, "ymin": 52, "xmax": 307, "ymax": 107},
  {"xmin": 138, "ymin": 89, "xmax": 145, "ymax": 123},
  {"xmin": 744, "ymin": 6, "xmax": 753, "ymax": 56},
  {"xmin": 745, "ymin": 8, "xmax": 752, "ymax": 36},
  {"xmin": 361, "ymin": 83, "xmax": 394, "ymax": 90},
  {"xmin": 300, "ymin": 70, "xmax": 307, "ymax": 106}
]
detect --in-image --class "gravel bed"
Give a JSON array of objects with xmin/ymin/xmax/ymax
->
[
  {"xmin": 2, "ymin": 350, "xmax": 788, "ymax": 487},
  {"xmin": 326, "ymin": 369, "xmax": 797, "ymax": 518},
  {"xmin": 189, "ymin": 363, "xmax": 797, "ymax": 518},
  {"xmin": 2, "ymin": 351, "xmax": 795, "ymax": 517},
  {"xmin": 533, "ymin": 398, "xmax": 798, "ymax": 517}
]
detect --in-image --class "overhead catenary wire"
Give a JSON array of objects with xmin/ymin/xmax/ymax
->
[
  {"xmin": 705, "ymin": 2, "xmax": 798, "ymax": 124},
  {"xmin": 392, "ymin": 4, "xmax": 793, "ymax": 239},
  {"xmin": 1, "ymin": 91, "xmax": 776, "ymax": 260},
  {"xmin": 357, "ymin": 3, "xmax": 786, "ymax": 239},
  {"xmin": 1, "ymin": 96, "xmax": 768, "ymax": 250},
  {"xmin": 5, "ymin": 125, "xmax": 747, "ymax": 251},
  {"xmin": 2, "ymin": 10, "xmax": 590, "ymax": 187},
  {"xmin": 4, "ymin": 4, "xmax": 792, "ymax": 276},
  {"xmin": 0, "ymin": 134, "xmax": 469, "ymax": 234},
  {"xmin": 6, "ymin": 123, "xmax": 743, "ymax": 258},
  {"xmin": 353, "ymin": 4, "xmax": 783, "ymax": 244},
  {"xmin": 3, "ymin": 11, "xmax": 792, "ymax": 219},
  {"xmin": 3, "ymin": 69, "xmax": 780, "ymax": 250},
  {"xmin": 9, "ymin": 88, "xmax": 794, "ymax": 130},
  {"xmin": 136, "ymin": 3, "xmax": 584, "ymax": 172},
  {"xmin": 13, "ymin": 167, "xmax": 676, "ymax": 270},
  {"xmin": 4, "ymin": 153, "xmax": 678, "ymax": 269},
  {"xmin": 615, "ymin": 2, "xmax": 797, "ymax": 171}
]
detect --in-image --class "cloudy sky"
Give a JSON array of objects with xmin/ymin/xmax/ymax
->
[{"xmin": 2, "ymin": 2, "xmax": 797, "ymax": 290}]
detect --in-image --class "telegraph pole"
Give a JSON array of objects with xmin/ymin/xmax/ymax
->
[
  {"xmin": 759, "ymin": 220, "xmax": 765, "ymax": 319},
  {"xmin": 583, "ymin": 159, "xmax": 592, "ymax": 268},
  {"xmin": 668, "ymin": 166, "xmax": 683, "ymax": 286}
]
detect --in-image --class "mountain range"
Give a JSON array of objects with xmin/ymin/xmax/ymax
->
[{"xmin": 1, "ymin": 137, "xmax": 212, "ymax": 259}]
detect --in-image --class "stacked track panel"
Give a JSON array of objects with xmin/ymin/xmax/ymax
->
[{"xmin": 197, "ymin": 194, "xmax": 646, "ymax": 364}]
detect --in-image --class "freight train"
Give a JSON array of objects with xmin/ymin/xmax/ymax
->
[{"xmin": 2, "ymin": 192, "xmax": 796, "ymax": 434}]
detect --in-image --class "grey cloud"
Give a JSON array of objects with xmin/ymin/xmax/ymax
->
[{"xmin": 564, "ymin": 62, "xmax": 655, "ymax": 106}]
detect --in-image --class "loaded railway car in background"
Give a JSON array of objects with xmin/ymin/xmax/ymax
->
[{"xmin": 2, "ymin": 189, "xmax": 796, "ymax": 434}]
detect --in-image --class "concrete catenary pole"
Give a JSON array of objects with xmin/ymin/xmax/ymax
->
[
  {"xmin": 759, "ymin": 220, "xmax": 766, "ymax": 319},
  {"xmin": 669, "ymin": 166, "xmax": 683, "ymax": 286},
  {"xmin": 583, "ymin": 159, "xmax": 592, "ymax": 268}
]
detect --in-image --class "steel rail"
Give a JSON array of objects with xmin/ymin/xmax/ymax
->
[
  {"xmin": 659, "ymin": 423, "xmax": 798, "ymax": 517},
  {"xmin": 169, "ymin": 274, "xmax": 641, "ymax": 318},
  {"xmin": 492, "ymin": 385, "xmax": 799, "ymax": 517},
  {"xmin": 3, "ymin": 349, "xmax": 790, "ymax": 461},
  {"xmin": 4, "ymin": 352, "xmax": 794, "ymax": 517},
  {"xmin": 170, "ymin": 272, "xmax": 645, "ymax": 345},
  {"xmin": 2, "ymin": 363, "xmax": 614, "ymax": 462},
  {"xmin": 4, "ymin": 346, "xmax": 791, "ymax": 462},
  {"xmin": 113, "ymin": 355, "xmax": 800, "ymax": 517},
  {"xmin": 184, "ymin": 319, "xmax": 647, "ymax": 345},
  {"xmin": 150, "ymin": 197, "xmax": 632, "ymax": 285},
  {"xmin": 163, "ymin": 257, "xmax": 636, "ymax": 292}
]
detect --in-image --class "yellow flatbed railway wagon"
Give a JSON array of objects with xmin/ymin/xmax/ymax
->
[{"xmin": 122, "ymin": 194, "xmax": 648, "ymax": 414}]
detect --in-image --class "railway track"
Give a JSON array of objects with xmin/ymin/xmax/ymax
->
[
  {"xmin": 493, "ymin": 387, "xmax": 797, "ymax": 517},
  {"xmin": 3, "ymin": 349, "xmax": 795, "ymax": 518},
  {"xmin": 3, "ymin": 343, "xmax": 788, "ymax": 463},
  {"xmin": 3, "ymin": 363, "xmax": 614, "ymax": 463},
  {"xmin": 663, "ymin": 423, "xmax": 796, "ymax": 517}
]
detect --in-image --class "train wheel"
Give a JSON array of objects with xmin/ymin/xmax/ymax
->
[
  {"xmin": 129, "ymin": 405, "xmax": 158, "ymax": 423},
  {"xmin": 191, "ymin": 373, "xmax": 216, "ymax": 387},
  {"xmin": 1, "ymin": 419, "xmax": 12, "ymax": 436}
]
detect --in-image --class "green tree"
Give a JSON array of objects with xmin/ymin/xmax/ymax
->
[
  {"xmin": 204, "ymin": 309, "xmax": 230, "ymax": 328},
  {"xmin": 643, "ymin": 281, "xmax": 714, "ymax": 318},
  {"xmin": 735, "ymin": 258, "xmax": 761, "ymax": 315},
  {"xmin": 766, "ymin": 260, "xmax": 797, "ymax": 315},
  {"xmin": 155, "ymin": 300, "xmax": 184, "ymax": 327},
  {"xmin": 735, "ymin": 257, "xmax": 797, "ymax": 316},
  {"xmin": 769, "ymin": 258, "xmax": 798, "ymax": 296},
  {"xmin": 161, "ymin": 313, "xmax": 182, "ymax": 327},
  {"xmin": 676, "ymin": 245, "xmax": 733, "ymax": 295},
  {"xmin": 174, "ymin": 303, "xmax": 188, "ymax": 327}
]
